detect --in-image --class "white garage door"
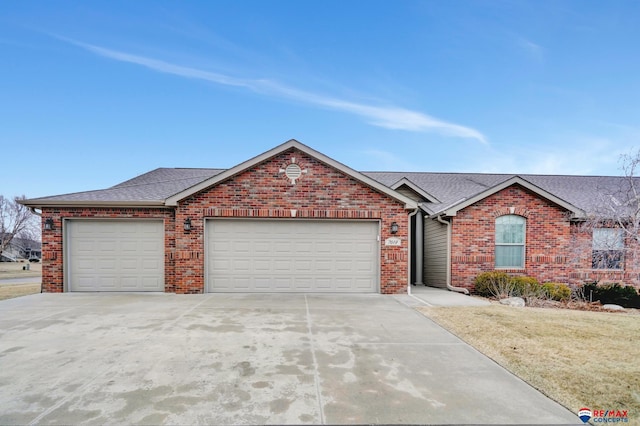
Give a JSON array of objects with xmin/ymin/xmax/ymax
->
[
  {"xmin": 206, "ymin": 219, "xmax": 379, "ymax": 293},
  {"xmin": 67, "ymin": 220, "xmax": 164, "ymax": 292}
]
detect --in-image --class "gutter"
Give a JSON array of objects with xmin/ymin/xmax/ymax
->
[
  {"xmin": 19, "ymin": 200, "xmax": 168, "ymax": 208},
  {"xmin": 436, "ymin": 215, "xmax": 470, "ymax": 295}
]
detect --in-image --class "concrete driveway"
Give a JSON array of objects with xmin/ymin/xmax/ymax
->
[{"xmin": 0, "ymin": 293, "xmax": 578, "ymax": 425}]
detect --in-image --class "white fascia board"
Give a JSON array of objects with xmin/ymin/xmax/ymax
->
[
  {"xmin": 18, "ymin": 200, "xmax": 167, "ymax": 208},
  {"xmin": 165, "ymin": 139, "xmax": 418, "ymax": 209},
  {"xmin": 441, "ymin": 176, "xmax": 585, "ymax": 218}
]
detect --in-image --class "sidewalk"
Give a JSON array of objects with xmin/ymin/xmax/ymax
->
[{"xmin": 409, "ymin": 285, "xmax": 491, "ymax": 307}]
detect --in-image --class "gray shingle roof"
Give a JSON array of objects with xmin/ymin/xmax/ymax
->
[
  {"xmin": 24, "ymin": 168, "xmax": 224, "ymax": 205},
  {"xmin": 363, "ymin": 172, "xmax": 632, "ymax": 215},
  {"xmin": 23, "ymin": 164, "xmax": 633, "ymax": 216}
]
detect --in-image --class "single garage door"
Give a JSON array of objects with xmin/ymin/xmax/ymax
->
[
  {"xmin": 206, "ymin": 219, "xmax": 379, "ymax": 293},
  {"xmin": 67, "ymin": 220, "xmax": 164, "ymax": 292}
]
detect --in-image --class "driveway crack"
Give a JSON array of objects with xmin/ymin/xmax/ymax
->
[{"xmin": 304, "ymin": 295, "xmax": 326, "ymax": 425}]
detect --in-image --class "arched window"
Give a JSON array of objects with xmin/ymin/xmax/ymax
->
[{"xmin": 495, "ymin": 215, "xmax": 525, "ymax": 268}]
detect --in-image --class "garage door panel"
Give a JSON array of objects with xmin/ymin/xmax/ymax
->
[
  {"xmin": 207, "ymin": 219, "xmax": 378, "ymax": 293},
  {"xmin": 233, "ymin": 259, "xmax": 251, "ymax": 272},
  {"xmin": 314, "ymin": 278, "xmax": 333, "ymax": 290},
  {"xmin": 96, "ymin": 276, "xmax": 117, "ymax": 289},
  {"xmin": 233, "ymin": 241, "xmax": 251, "ymax": 253},
  {"xmin": 120, "ymin": 276, "xmax": 140, "ymax": 290},
  {"xmin": 254, "ymin": 260, "xmax": 271, "ymax": 272},
  {"xmin": 254, "ymin": 241, "xmax": 271, "ymax": 253},
  {"xmin": 315, "ymin": 242, "xmax": 333, "ymax": 254},
  {"xmin": 254, "ymin": 277, "xmax": 272, "ymax": 289},
  {"xmin": 273, "ymin": 277, "xmax": 293, "ymax": 290},
  {"xmin": 142, "ymin": 258, "xmax": 162, "ymax": 270},
  {"xmin": 212, "ymin": 241, "xmax": 230, "ymax": 252},
  {"xmin": 98, "ymin": 240, "xmax": 117, "ymax": 252},
  {"xmin": 294, "ymin": 241, "xmax": 313, "ymax": 254},
  {"xmin": 355, "ymin": 260, "xmax": 376, "ymax": 272},
  {"xmin": 68, "ymin": 220, "xmax": 164, "ymax": 292},
  {"xmin": 211, "ymin": 259, "xmax": 230, "ymax": 271},
  {"xmin": 97, "ymin": 258, "xmax": 117, "ymax": 271},
  {"xmin": 142, "ymin": 277, "xmax": 163, "ymax": 290},
  {"xmin": 294, "ymin": 259, "xmax": 312, "ymax": 272},
  {"xmin": 355, "ymin": 278, "xmax": 376, "ymax": 289}
]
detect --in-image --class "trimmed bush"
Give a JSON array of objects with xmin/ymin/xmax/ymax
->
[
  {"xmin": 511, "ymin": 276, "xmax": 541, "ymax": 299},
  {"xmin": 542, "ymin": 282, "xmax": 571, "ymax": 302},
  {"xmin": 474, "ymin": 271, "xmax": 513, "ymax": 298},
  {"xmin": 474, "ymin": 272, "xmax": 542, "ymax": 301},
  {"xmin": 582, "ymin": 282, "xmax": 640, "ymax": 308}
]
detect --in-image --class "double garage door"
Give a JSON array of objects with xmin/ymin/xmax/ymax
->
[
  {"xmin": 66, "ymin": 219, "xmax": 379, "ymax": 293},
  {"xmin": 206, "ymin": 219, "xmax": 379, "ymax": 293}
]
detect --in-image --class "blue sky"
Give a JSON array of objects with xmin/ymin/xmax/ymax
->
[{"xmin": 2, "ymin": 1, "xmax": 639, "ymax": 198}]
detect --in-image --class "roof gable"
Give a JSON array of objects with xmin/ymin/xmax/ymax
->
[
  {"xmin": 435, "ymin": 176, "xmax": 585, "ymax": 218},
  {"xmin": 390, "ymin": 177, "xmax": 440, "ymax": 203},
  {"xmin": 165, "ymin": 139, "xmax": 418, "ymax": 209}
]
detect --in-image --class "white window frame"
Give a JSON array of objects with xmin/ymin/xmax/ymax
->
[{"xmin": 495, "ymin": 215, "xmax": 526, "ymax": 269}]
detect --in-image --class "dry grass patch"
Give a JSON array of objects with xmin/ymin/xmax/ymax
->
[
  {"xmin": 0, "ymin": 261, "xmax": 42, "ymax": 279},
  {"xmin": 419, "ymin": 305, "xmax": 640, "ymax": 423},
  {"xmin": 0, "ymin": 283, "xmax": 41, "ymax": 300}
]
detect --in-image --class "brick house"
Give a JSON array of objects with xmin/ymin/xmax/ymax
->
[{"xmin": 21, "ymin": 140, "xmax": 639, "ymax": 294}]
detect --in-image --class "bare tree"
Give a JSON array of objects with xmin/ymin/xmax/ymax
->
[
  {"xmin": 572, "ymin": 150, "xmax": 640, "ymax": 274},
  {"xmin": 0, "ymin": 195, "xmax": 40, "ymax": 259}
]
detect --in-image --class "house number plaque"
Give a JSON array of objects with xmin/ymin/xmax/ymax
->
[{"xmin": 385, "ymin": 237, "xmax": 402, "ymax": 246}]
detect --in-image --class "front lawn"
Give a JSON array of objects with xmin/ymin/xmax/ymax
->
[{"xmin": 419, "ymin": 305, "xmax": 640, "ymax": 423}]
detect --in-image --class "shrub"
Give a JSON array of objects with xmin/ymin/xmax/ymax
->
[
  {"xmin": 474, "ymin": 272, "xmax": 542, "ymax": 301},
  {"xmin": 582, "ymin": 282, "xmax": 640, "ymax": 308},
  {"xmin": 542, "ymin": 282, "xmax": 571, "ymax": 302},
  {"xmin": 511, "ymin": 276, "xmax": 542, "ymax": 300},
  {"xmin": 474, "ymin": 271, "xmax": 514, "ymax": 298}
]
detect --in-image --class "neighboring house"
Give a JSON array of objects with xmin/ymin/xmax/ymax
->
[
  {"xmin": 20, "ymin": 140, "xmax": 638, "ymax": 294},
  {"xmin": 0, "ymin": 234, "xmax": 41, "ymax": 262},
  {"xmin": 366, "ymin": 172, "xmax": 638, "ymax": 292}
]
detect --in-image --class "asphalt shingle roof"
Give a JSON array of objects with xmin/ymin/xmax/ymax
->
[
  {"xmin": 24, "ymin": 165, "xmax": 634, "ymax": 216},
  {"xmin": 362, "ymin": 172, "xmax": 632, "ymax": 215},
  {"xmin": 25, "ymin": 168, "xmax": 224, "ymax": 204}
]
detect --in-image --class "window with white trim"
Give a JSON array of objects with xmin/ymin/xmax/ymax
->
[
  {"xmin": 495, "ymin": 215, "xmax": 525, "ymax": 268},
  {"xmin": 592, "ymin": 228, "xmax": 624, "ymax": 269}
]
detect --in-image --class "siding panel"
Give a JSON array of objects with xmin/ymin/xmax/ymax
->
[{"xmin": 424, "ymin": 218, "xmax": 448, "ymax": 288}]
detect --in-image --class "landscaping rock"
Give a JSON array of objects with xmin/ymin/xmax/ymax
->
[
  {"xmin": 500, "ymin": 297, "xmax": 525, "ymax": 307},
  {"xmin": 603, "ymin": 304, "xmax": 625, "ymax": 311}
]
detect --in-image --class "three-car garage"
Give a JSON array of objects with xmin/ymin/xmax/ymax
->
[{"xmin": 65, "ymin": 218, "xmax": 380, "ymax": 293}]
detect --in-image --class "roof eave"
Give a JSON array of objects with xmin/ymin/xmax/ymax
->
[{"xmin": 18, "ymin": 199, "xmax": 168, "ymax": 209}]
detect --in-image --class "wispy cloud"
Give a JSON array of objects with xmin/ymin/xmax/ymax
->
[
  {"xmin": 59, "ymin": 37, "xmax": 487, "ymax": 144},
  {"xmin": 517, "ymin": 37, "xmax": 545, "ymax": 62}
]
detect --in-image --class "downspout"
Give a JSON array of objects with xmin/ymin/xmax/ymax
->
[
  {"xmin": 436, "ymin": 215, "xmax": 470, "ymax": 295},
  {"xmin": 407, "ymin": 208, "xmax": 419, "ymax": 295},
  {"xmin": 414, "ymin": 209, "xmax": 424, "ymax": 286}
]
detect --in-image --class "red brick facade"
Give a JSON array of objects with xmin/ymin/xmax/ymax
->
[
  {"xmin": 40, "ymin": 147, "xmax": 410, "ymax": 294},
  {"xmin": 449, "ymin": 184, "xmax": 640, "ymax": 291}
]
